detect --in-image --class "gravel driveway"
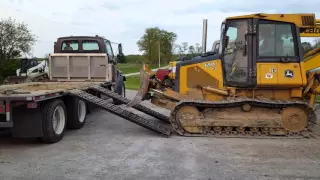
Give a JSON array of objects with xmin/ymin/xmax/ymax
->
[{"xmin": 0, "ymin": 90, "xmax": 319, "ymax": 180}]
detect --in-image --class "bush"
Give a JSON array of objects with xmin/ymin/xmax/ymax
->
[{"xmin": 0, "ymin": 59, "xmax": 21, "ymax": 83}]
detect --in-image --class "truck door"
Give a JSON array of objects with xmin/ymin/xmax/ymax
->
[
  {"xmin": 252, "ymin": 19, "xmax": 302, "ymax": 86},
  {"xmin": 222, "ymin": 19, "xmax": 255, "ymax": 87}
]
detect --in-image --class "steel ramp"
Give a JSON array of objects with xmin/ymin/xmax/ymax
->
[
  {"xmin": 69, "ymin": 89, "xmax": 172, "ymax": 137},
  {"xmin": 90, "ymin": 85, "xmax": 170, "ymax": 123}
]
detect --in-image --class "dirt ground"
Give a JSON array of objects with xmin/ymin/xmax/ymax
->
[{"xmin": 0, "ymin": 90, "xmax": 320, "ymax": 180}]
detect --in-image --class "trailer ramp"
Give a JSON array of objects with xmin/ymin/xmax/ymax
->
[
  {"xmin": 69, "ymin": 89, "xmax": 172, "ymax": 137},
  {"xmin": 90, "ymin": 85, "xmax": 170, "ymax": 123}
]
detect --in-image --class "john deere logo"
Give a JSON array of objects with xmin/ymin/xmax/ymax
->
[{"xmin": 285, "ymin": 70, "xmax": 294, "ymax": 78}]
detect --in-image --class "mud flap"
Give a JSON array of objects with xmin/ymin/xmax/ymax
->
[
  {"xmin": 114, "ymin": 73, "xmax": 124, "ymax": 96},
  {"xmin": 127, "ymin": 70, "xmax": 151, "ymax": 107}
]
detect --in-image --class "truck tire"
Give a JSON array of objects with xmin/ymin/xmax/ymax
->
[
  {"xmin": 41, "ymin": 99, "xmax": 67, "ymax": 143},
  {"xmin": 66, "ymin": 98, "xmax": 87, "ymax": 129}
]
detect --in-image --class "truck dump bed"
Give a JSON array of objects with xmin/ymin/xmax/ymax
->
[{"xmin": 49, "ymin": 53, "xmax": 113, "ymax": 82}]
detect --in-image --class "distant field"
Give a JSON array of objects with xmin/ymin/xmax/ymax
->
[
  {"xmin": 117, "ymin": 63, "xmax": 166, "ymax": 74},
  {"xmin": 124, "ymin": 75, "xmax": 140, "ymax": 90},
  {"xmin": 119, "ymin": 63, "xmax": 166, "ymax": 90}
]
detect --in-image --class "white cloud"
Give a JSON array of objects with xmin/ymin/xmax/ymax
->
[{"xmin": 0, "ymin": 0, "xmax": 319, "ymax": 57}]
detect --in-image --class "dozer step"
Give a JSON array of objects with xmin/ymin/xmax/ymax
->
[
  {"xmin": 90, "ymin": 85, "xmax": 170, "ymax": 123},
  {"xmin": 69, "ymin": 89, "xmax": 172, "ymax": 137}
]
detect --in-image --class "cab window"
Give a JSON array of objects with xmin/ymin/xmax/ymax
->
[
  {"xmin": 222, "ymin": 20, "xmax": 249, "ymax": 84},
  {"xmin": 258, "ymin": 21, "xmax": 297, "ymax": 57},
  {"xmin": 61, "ymin": 41, "xmax": 79, "ymax": 51},
  {"xmin": 82, "ymin": 40, "xmax": 100, "ymax": 50}
]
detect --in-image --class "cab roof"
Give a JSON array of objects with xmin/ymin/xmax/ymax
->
[{"xmin": 225, "ymin": 13, "xmax": 316, "ymax": 28}]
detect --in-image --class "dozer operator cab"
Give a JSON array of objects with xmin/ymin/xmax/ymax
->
[{"xmin": 220, "ymin": 14, "xmax": 308, "ymax": 88}]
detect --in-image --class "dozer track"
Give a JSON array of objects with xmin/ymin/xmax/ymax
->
[
  {"xmin": 69, "ymin": 89, "xmax": 172, "ymax": 137},
  {"xmin": 170, "ymin": 98, "xmax": 320, "ymax": 139},
  {"xmin": 90, "ymin": 85, "xmax": 170, "ymax": 123}
]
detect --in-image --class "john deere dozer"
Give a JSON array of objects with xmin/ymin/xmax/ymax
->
[{"xmin": 129, "ymin": 13, "xmax": 320, "ymax": 138}]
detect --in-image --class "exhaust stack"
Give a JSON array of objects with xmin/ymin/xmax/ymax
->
[{"xmin": 202, "ymin": 19, "xmax": 208, "ymax": 54}]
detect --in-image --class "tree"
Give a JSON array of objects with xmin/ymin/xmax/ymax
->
[
  {"xmin": 314, "ymin": 38, "xmax": 320, "ymax": 48},
  {"xmin": 181, "ymin": 42, "xmax": 188, "ymax": 54},
  {"xmin": 188, "ymin": 45, "xmax": 195, "ymax": 55},
  {"xmin": 0, "ymin": 18, "xmax": 36, "ymax": 62},
  {"xmin": 137, "ymin": 27, "xmax": 177, "ymax": 64},
  {"xmin": 195, "ymin": 43, "xmax": 202, "ymax": 54},
  {"xmin": 301, "ymin": 42, "xmax": 313, "ymax": 54}
]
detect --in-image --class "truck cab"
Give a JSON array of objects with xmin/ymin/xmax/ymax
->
[
  {"xmin": 50, "ymin": 35, "xmax": 126, "ymax": 97},
  {"xmin": 54, "ymin": 35, "xmax": 124, "ymax": 64}
]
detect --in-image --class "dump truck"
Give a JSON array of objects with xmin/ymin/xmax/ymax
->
[
  {"xmin": 129, "ymin": 13, "xmax": 320, "ymax": 138},
  {"xmin": 0, "ymin": 35, "xmax": 171, "ymax": 143}
]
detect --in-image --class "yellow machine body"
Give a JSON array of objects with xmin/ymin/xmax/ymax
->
[{"xmin": 131, "ymin": 13, "xmax": 320, "ymax": 137}]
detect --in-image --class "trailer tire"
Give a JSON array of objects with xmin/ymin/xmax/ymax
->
[
  {"xmin": 66, "ymin": 98, "xmax": 87, "ymax": 129},
  {"xmin": 41, "ymin": 99, "xmax": 67, "ymax": 143}
]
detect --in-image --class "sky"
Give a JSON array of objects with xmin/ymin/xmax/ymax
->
[{"xmin": 0, "ymin": 0, "xmax": 319, "ymax": 57}]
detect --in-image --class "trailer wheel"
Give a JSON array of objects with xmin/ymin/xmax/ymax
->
[
  {"xmin": 41, "ymin": 99, "xmax": 67, "ymax": 143},
  {"xmin": 66, "ymin": 98, "xmax": 87, "ymax": 129}
]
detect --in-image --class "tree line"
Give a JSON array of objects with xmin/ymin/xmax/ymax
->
[
  {"xmin": 134, "ymin": 27, "xmax": 203, "ymax": 64},
  {"xmin": 302, "ymin": 40, "xmax": 320, "ymax": 54},
  {"xmin": 0, "ymin": 16, "xmax": 319, "ymax": 81}
]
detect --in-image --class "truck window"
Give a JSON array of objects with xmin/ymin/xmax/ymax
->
[
  {"xmin": 82, "ymin": 40, "xmax": 100, "ymax": 50},
  {"xmin": 105, "ymin": 41, "xmax": 114, "ymax": 59},
  {"xmin": 61, "ymin": 41, "xmax": 79, "ymax": 51}
]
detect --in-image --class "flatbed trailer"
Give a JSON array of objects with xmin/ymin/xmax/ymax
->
[
  {"xmin": 0, "ymin": 35, "xmax": 171, "ymax": 143},
  {"xmin": 0, "ymin": 81, "xmax": 171, "ymax": 143}
]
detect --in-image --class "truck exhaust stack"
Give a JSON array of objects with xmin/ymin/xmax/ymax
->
[{"xmin": 202, "ymin": 19, "xmax": 208, "ymax": 53}]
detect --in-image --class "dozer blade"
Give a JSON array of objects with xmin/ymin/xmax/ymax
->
[{"xmin": 127, "ymin": 69, "xmax": 151, "ymax": 107}]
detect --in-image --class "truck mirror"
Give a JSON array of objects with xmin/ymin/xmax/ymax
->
[{"xmin": 118, "ymin": 43, "xmax": 123, "ymax": 55}]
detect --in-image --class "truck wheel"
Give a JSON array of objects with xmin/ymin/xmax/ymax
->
[
  {"xmin": 41, "ymin": 99, "xmax": 67, "ymax": 143},
  {"xmin": 66, "ymin": 98, "xmax": 87, "ymax": 129}
]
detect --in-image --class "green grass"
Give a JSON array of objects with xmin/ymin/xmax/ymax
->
[
  {"xmin": 124, "ymin": 75, "xmax": 141, "ymax": 90},
  {"xmin": 316, "ymin": 95, "xmax": 320, "ymax": 103},
  {"xmin": 117, "ymin": 63, "xmax": 166, "ymax": 74},
  {"xmin": 119, "ymin": 63, "xmax": 167, "ymax": 90}
]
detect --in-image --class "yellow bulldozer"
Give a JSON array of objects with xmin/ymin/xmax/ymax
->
[{"xmin": 129, "ymin": 13, "xmax": 320, "ymax": 137}]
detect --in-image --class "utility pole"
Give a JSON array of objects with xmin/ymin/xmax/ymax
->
[{"xmin": 158, "ymin": 41, "xmax": 161, "ymax": 68}]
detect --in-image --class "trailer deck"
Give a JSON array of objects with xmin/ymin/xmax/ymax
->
[
  {"xmin": 0, "ymin": 81, "xmax": 172, "ymax": 142},
  {"xmin": 0, "ymin": 82, "xmax": 102, "ymax": 100}
]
